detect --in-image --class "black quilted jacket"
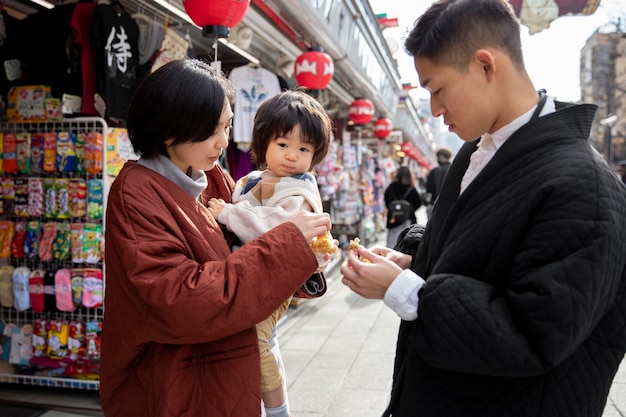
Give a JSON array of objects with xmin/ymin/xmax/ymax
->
[{"xmin": 385, "ymin": 101, "xmax": 626, "ymax": 417}]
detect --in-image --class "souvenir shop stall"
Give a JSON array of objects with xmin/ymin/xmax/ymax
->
[
  {"xmin": 324, "ymin": 99, "xmax": 392, "ymax": 248},
  {"xmin": 0, "ymin": 95, "xmax": 139, "ymax": 390},
  {"xmin": 0, "ymin": 0, "xmax": 194, "ymax": 391}
]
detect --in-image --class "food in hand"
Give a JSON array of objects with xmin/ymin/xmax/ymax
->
[
  {"xmin": 349, "ymin": 237, "xmax": 370, "ymax": 262},
  {"xmin": 310, "ymin": 232, "xmax": 338, "ymax": 254}
]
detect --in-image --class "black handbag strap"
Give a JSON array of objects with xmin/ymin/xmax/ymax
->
[{"xmin": 397, "ymin": 187, "xmax": 412, "ymax": 201}]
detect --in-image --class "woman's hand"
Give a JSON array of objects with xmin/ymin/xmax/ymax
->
[
  {"xmin": 290, "ymin": 211, "xmax": 332, "ymax": 243},
  {"xmin": 340, "ymin": 245, "xmax": 403, "ymax": 299}
]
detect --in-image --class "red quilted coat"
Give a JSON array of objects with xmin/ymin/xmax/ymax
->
[{"xmin": 100, "ymin": 162, "xmax": 317, "ymax": 416}]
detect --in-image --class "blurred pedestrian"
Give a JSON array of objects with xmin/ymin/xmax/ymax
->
[
  {"xmin": 424, "ymin": 147, "xmax": 452, "ymax": 218},
  {"xmin": 384, "ymin": 166, "xmax": 422, "ymax": 248},
  {"xmin": 101, "ymin": 59, "xmax": 331, "ymax": 417},
  {"xmin": 340, "ymin": 1, "xmax": 626, "ymax": 416}
]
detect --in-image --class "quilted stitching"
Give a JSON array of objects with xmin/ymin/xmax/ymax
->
[{"xmin": 387, "ymin": 103, "xmax": 626, "ymax": 417}]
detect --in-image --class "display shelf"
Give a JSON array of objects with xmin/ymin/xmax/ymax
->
[
  {"xmin": 0, "ymin": 373, "xmax": 99, "ymax": 390},
  {"xmin": 0, "ymin": 117, "xmax": 107, "ymax": 390}
]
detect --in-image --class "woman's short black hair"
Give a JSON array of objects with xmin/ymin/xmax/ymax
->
[
  {"xmin": 126, "ymin": 59, "xmax": 234, "ymax": 158},
  {"xmin": 250, "ymin": 89, "xmax": 332, "ymax": 170}
]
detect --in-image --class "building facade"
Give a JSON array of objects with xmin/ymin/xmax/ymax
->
[{"xmin": 581, "ymin": 31, "xmax": 626, "ymax": 164}]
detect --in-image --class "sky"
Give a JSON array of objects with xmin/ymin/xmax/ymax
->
[{"xmin": 369, "ymin": 0, "xmax": 626, "ymax": 103}]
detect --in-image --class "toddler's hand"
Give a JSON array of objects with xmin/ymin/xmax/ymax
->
[
  {"xmin": 315, "ymin": 249, "xmax": 335, "ymax": 272},
  {"xmin": 207, "ymin": 198, "xmax": 226, "ymax": 219}
]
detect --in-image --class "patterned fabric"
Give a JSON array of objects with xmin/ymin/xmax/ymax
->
[{"xmin": 219, "ymin": 170, "xmax": 323, "ymax": 244}]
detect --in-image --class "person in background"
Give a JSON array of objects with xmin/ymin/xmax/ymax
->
[
  {"xmin": 100, "ymin": 59, "xmax": 331, "ymax": 417},
  {"xmin": 340, "ymin": 1, "xmax": 626, "ymax": 416},
  {"xmin": 424, "ymin": 147, "xmax": 452, "ymax": 218},
  {"xmin": 615, "ymin": 160, "xmax": 626, "ymax": 185},
  {"xmin": 208, "ymin": 89, "xmax": 335, "ymax": 417},
  {"xmin": 383, "ymin": 166, "xmax": 422, "ymax": 248}
]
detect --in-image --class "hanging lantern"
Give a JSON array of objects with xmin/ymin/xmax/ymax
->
[
  {"xmin": 373, "ymin": 117, "xmax": 393, "ymax": 140},
  {"xmin": 183, "ymin": 0, "xmax": 250, "ymax": 38},
  {"xmin": 400, "ymin": 142, "xmax": 413, "ymax": 154},
  {"xmin": 294, "ymin": 47, "xmax": 334, "ymax": 90},
  {"xmin": 348, "ymin": 98, "xmax": 374, "ymax": 125}
]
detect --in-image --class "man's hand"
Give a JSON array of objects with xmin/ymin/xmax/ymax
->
[
  {"xmin": 369, "ymin": 246, "xmax": 413, "ymax": 269},
  {"xmin": 340, "ymin": 245, "xmax": 403, "ymax": 299}
]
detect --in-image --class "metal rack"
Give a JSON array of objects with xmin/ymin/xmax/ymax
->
[{"xmin": 0, "ymin": 117, "xmax": 107, "ymax": 391}]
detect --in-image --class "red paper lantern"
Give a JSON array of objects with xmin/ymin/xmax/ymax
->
[
  {"xmin": 183, "ymin": 0, "xmax": 250, "ymax": 38},
  {"xmin": 418, "ymin": 156, "xmax": 430, "ymax": 168},
  {"xmin": 399, "ymin": 142, "xmax": 411, "ymax": 152},
  {"xmin": 373, "ymin": 117, "xmax": 393, "ymax": 140},
  {"xmin": 294, "ymin": 47, "xmax": 334, "ymax": 90},
  {"xmin": 348, "ymin": 98, "xmax": 374, "ymax": 125},
  {"xmin": 407, "ymin": 149, "xmax": 419, "ymax": 160}
]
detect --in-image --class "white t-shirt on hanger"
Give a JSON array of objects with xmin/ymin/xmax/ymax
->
[{"xmin": 228, "ymin": 65, "xmax": 281, "ymax": 143}]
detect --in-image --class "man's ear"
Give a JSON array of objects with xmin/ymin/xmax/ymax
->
[{"xmin": 474, "ymin": 48, "xmax": 497, "ymax": 81}]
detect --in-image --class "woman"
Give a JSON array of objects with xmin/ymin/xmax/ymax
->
[
  {"xmin": 384, "ymin": 166, "xmax": 422, "ymax": 248},
  {"xmin": 100, "ymin": 59, "xmax": 331, "ymax": 417}
]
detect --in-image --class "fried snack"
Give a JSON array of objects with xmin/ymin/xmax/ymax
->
[
  {"xmin": 349, "ymin": 237, "xmax": 370, "ymax": 262},
  {"xmin": 310, "ymin": 232, "xmax": 339, "ymax": 254}
]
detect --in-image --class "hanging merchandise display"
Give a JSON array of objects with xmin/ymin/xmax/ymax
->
[
  {"xmin": 150, "ymin": 27, "xmax": 191, "ymax": 74},
  {"xmin": 294, "ymin": 47, "xmax": 334, "ymax": 91},
  {"xmin": 228, "ymin": 65, "xmax": 281, "ymax": 144},
  {"xmin": 0, "ymin": 117, "xmax": 109, "ymax": 391},
  {"xmin": 0, "ymin": 116, "xmax": 141, "ymax": 393},
  {"xmin": 373, "ymin": 117, "xmax": 393, "ymax": 140},
  {"xmin": 182, "ymin": 0, "xmax": 251, "ymax": 38},
  {"xmin": 91, "ymin": 3, "xmax": 140, "ymax": 121},
  {"xmin": 348, "ymin": 98, "xmax": 375, "ymax": 125}
]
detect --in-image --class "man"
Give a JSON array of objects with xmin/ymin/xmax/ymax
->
[
  {"xmin": 339, "ymin": 1, "xmax": 626, "ymax": 416},
  {"xmin": 424, "ymin": 147, "xmax": 452, "ymax": 218}
]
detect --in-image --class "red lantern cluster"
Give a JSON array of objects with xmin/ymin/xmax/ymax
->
[
  {"xmin": 373, "ymin": 117, "xmax": 393, "ymax": 140},
  {"xmin": 399, "ymin": 142, "xmax": 419, "ymax": 161},
  {"xmin": 294, "ymin": 47, "xmax": 334, "ymax": 90},
  {"xmin": 399, "ymin": 142, "xmax": 432, "ymax": 168},
  {"xmin": 348, "ymin": 98, "xmax": 375, "ymax": 125},
  {"xmin": 183, "ymin": 0, "xmax": 250, "ymax": 38}
]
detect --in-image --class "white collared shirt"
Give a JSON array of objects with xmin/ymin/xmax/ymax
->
[{"xmin": 384, "ymin": 95, "xmax": 556, "ymax": 321}]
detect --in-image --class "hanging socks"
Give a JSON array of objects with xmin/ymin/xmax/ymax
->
[
  {"xmin": 12, "ymin": 266, "xmax": 31, "ymax": 311},
  {"xmin": 0, "ymin": 265, "xmax": 15, "ymax": 307},
  {"xmin": 29, "ymin": 268, "xmax": 45, "ymax": 312}
]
